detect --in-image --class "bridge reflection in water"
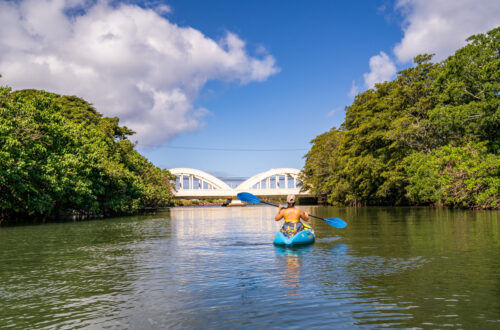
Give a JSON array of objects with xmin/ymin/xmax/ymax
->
[
  {"xmin": 169, "ymin": 168, "xmax": 311, "ymax": 199},
  {"xmin": 169, "ymin": 206, "xmax": 282, "ymax": 238}
]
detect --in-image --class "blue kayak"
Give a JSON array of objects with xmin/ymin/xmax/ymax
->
[{"xmin": 273, "ymin": 229, "xmax": 315, "ymax": 247}]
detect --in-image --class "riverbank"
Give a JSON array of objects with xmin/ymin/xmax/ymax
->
[{"xmin": 173, "ymin": 199, "xmax": 234, "ymax": 207}]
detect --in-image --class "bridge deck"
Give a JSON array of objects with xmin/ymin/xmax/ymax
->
[{"xmin": 174, "ymin": 188, "xmax": 311, "ymax": 199}]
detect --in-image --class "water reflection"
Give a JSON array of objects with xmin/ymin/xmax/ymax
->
[
  {"xmin": 0, "ymin": 216, "xmax": 173, "ymax": 329},
  {"xmin": 169, "ymin": 206, "xmax": 282, "ymax": 238},
  {"xmin": 274, "ymin": 245, "xmax": 313, "ymax": 295},
  {"xmin": 0, "ymin": 206, "xmax": 498, "ymax": 329}
]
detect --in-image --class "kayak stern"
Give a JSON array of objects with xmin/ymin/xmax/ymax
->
[{"xmin": 273, "ymin": 229, "xmax": 315, "ymax": 247}]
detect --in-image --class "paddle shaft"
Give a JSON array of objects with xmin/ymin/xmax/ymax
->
[
  {"xmin": 307, "ymin": 214, "xmax": 326, "ymax": 221},
  {"xmin": 261, "ymin": 201, "xmax": 280, "ymax": 208}
]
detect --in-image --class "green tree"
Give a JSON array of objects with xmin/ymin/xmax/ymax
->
[
  {"xmin": 430, "ymin": 27, "xmax": 500, "ymax": 151},
  {"xmin": 302, "ymin": 27, "xmax": 499, "ymax": 209},
  {"xmin": 405, "ymin": 143, "xmax": 499, "ymax": 209},
  {"xmin": 0, "ymin": 87, "xmax": 174, "ymax": 224}
]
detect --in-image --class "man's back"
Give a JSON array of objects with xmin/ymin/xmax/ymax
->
[{"xmin": 283, "ymin": 207, "xmax": 302, "ymax": 222}]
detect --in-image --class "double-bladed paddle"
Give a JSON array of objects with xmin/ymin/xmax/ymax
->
[{"xmin": 236, "ymin": 192, "xmax": 347, "ymax": 229}]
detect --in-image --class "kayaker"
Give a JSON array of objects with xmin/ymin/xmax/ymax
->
[{"xmin": 275, "ymin": 194, "xmax": 310, "ymax": 237}]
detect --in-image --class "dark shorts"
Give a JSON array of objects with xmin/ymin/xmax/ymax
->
[{"xmin": 280, "ymin": 221, "xmax": 304, "ymax": 238}]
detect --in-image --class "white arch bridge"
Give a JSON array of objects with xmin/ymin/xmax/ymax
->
[{"xmin": 169, "ymin": 168, "xmax": 311, "ymax": 199}]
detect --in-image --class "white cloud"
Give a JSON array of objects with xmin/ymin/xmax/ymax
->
[
  {"xmin": 0, "ymin": 0, "xmax": 279, "ymax": 146},
  {"xmin": 348, "ymin": 80, "xmax": 359, "ymax": 98},
  {"xmin": 394, "ymin": 0, "xmax": 500, "ymax": 62},
  {"xmin": 154, "ymin": 4, "xmax": 171, "ymax": 15},
  {"xmin": 326, "ymin": 107, "xmax": 340, "ymax": 118},
  {"xmin": 359, "ymin": 0, "xmax": 499, "ymax": 93},
  {"xmin": 363, "ymin": 52, "xmax": 396, "ymax": 88}
]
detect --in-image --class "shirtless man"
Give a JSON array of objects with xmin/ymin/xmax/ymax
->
[{"xmin": 275, "ymin": 194, "xmax": 310, "ymax": 237}]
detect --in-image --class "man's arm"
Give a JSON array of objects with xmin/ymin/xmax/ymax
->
[
  {"xmin": 275, "ymin": 205, "xmax": 284, "ymax": 221},
  {"xmin": 300, "ymin": 210, "xmax": 309, "ymax": 222}
]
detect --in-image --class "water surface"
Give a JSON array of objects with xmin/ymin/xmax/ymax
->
[{"xmin": 1, "ymin": 206, "xmax": 499, "ymax": 328}]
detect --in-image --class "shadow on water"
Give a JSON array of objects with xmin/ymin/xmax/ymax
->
[
  {"xmin": 274, "ymin": 243, "xmax": 314, "ymax": 257},
  {"xmin": 315, "ymin": 236, "xmax": 343, "ymax": 244}
]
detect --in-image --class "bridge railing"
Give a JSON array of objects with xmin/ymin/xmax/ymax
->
[{"xmin": 244, "ymin": 175, "xmax": 300, "ymax": 190}]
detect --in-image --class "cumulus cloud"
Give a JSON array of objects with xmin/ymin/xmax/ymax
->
[
  {"xmin": 0, "ymin": 0, "xmax": 279, "ymax": 146},
  {"xmin": 363, "ymin": 52, "xmax": 396, "ymax": 88},
  {"xmin": 394, "ymin": 0, "xmax": 500, "ymax": 62},
  {"xmin": 360, "ymin": 0, "xmax": 499, "ymax": 91}
]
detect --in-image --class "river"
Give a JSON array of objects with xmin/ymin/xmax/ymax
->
[{"xmin": 0, "ymin": 206, "xmax": 499, "ymax": 328}]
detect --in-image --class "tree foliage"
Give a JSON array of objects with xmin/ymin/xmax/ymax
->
[
  {"xmin": 302, "ymin": 27, "xmax": 500, "ymax": 209},
  {"xmin": 404, "ymin": 143, "xmax": 499, "ymax": 208},
  {"xmin": 0, "ymin": 88, "xmax": 175, "ymax": 224}
]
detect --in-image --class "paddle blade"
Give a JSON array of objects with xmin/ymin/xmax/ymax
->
[
  {"xmin": 237, "ymin": 192, "xmax": 261, "ymax": 204},
  {"xmin": 325, "ymin": 217, "xmax": 347, "ymax": 229}
]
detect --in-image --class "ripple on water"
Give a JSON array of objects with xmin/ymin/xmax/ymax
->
[{"xmin": 1, "ymin": 207, "xmax": 499, "ymax": 328}]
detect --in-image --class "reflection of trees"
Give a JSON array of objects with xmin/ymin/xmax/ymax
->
[
  {"xmin": 312, "ymin": 207, "xmax": 500, "ymax": 328},
  {"xmin": 0, "ymin": 213, "xmax": 172, "ymax": 328}
]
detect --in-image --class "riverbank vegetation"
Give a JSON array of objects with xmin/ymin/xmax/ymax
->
[
  {"xmin": 302, "ymin": 27, "xmax": 499, "ymax": 209},
  {"xmin": 174, "ymin": 199, "xmax": 231, "ymax": 207},
  {"xmin": 0, "ymin": 86, "xmax": 175, "ymax": 224}
]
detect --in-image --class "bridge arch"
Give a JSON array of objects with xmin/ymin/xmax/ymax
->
[
  {"xmin": 236, "ymin": 168, "xmax": 302, "ymax": 190},
  {"xmin": 168, "ymin": 167, "xmax": 309, "ymax": 199},
  {"xmin": 169, "ymin": 168, "xmax": 231, "ymax": 190}
]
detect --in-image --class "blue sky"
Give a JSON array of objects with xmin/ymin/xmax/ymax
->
[
  {"xmin": 142, "ymin": 0, "xmax": 404, "ymax": 179},
  {"xmin": 141, "ymin": 0, "xmax": 497, "ymax": 179},
  {"xmin": 1, "ymin": 0, "xmax": 498, "ymax": 180}
]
